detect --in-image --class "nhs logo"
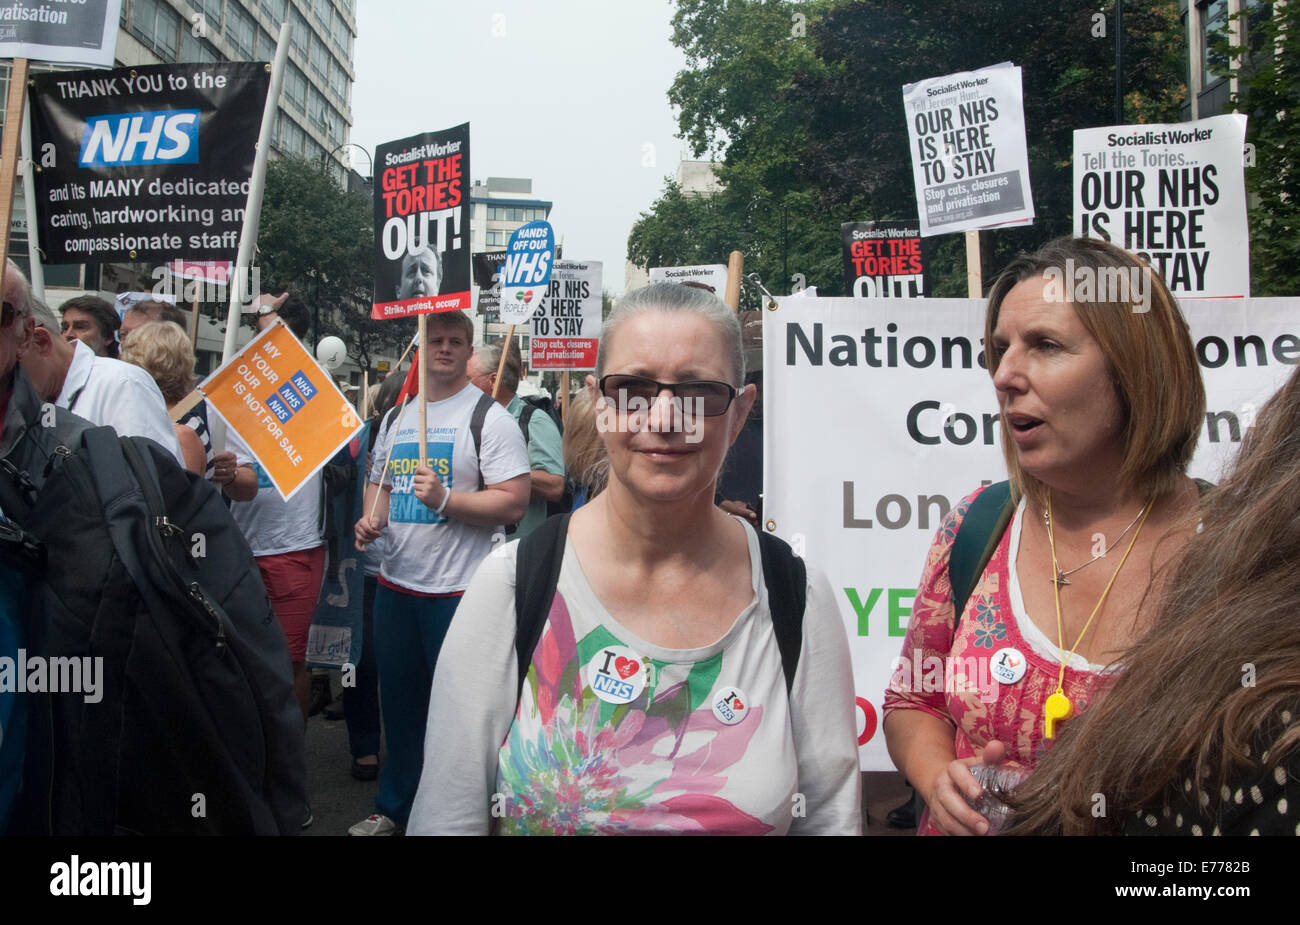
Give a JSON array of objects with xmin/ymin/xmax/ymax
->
[{"xmin": 79, "ymin": 110, "xmax": 200, "ymax": 167}]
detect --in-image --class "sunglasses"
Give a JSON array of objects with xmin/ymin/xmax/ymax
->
[
  {"xmin": 1, "ymin": 301, "xmax": 15, "ymax": 329},
  {"xmin": 598, "ymin": 374, "xmax": 738, "ymax": 417}
]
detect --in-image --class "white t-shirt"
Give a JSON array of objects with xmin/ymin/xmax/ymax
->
[
  {"xmin": 369, "ymin": 383, "xmax": 529, "ymax": 594},
  {"xmin": 407, "ymin": 519, "xmax": 862, "ymax": 835},
  {"xmin": 228, "ymin": 428, "xmax": 324, "ymax": 558},
  {"xmin": 57, "ymin": 339, "xmax": 184, "ymax": 466}
]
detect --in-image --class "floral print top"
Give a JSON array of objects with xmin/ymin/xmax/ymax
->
[
  {"xmin": 407, "ymin": 519, "xmax": 862, "ymax": 835},
  {"xmin": 882, "ymin": 485, "xmax": 1114, "ymax": 836}
]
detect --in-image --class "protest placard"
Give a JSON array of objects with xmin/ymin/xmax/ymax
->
[
  {"xmin": 529, "ymin": 260, "xmax": 602, "ymax": 370},
  {"xmin": 27, "ymin": 62, "xmax": 269, "ymax": 263},
  {"xmin": 201, "ymin": 320, "xmax": 362, "ymax": 501},
  {"xmin": 1073, "ymin": 114, "xmax": 1249, "ymax": 298},
  {"xmin": 841, "ymin": 221, "xmax": 929, "ymax": 298},
  {"xmin": 764, "ymin": 296, "xmax": 1299, "ymax": 769},
  {"xmin": 472, "ymin": 249, "xmax": 508, "ymax": 316},
  {"xmin": 0, "ymin": 0, "xmax": 121, "ymax": 67},
  {"xmin": 372, "ymin": 123, "xmax": 471, "ymax": 319},
  {"xmin": 903, "ymin": 62, "xmax": 1035, "ymax": 236},
  {"xmin": 648, "ymin": 263, "xmax": 728, "ymax": 293},
  {"xmin": 498, "ymin": 220, "xmax": 555, "ymax": 326}
]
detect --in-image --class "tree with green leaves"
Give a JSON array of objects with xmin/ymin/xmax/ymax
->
[
  {"xmin": 257, "ymin": 157, "xmax": 411, "ymax": 370},
  {"xmin": 1224, "ymin": 2, "xmax": 1300, "ymax": 295}
]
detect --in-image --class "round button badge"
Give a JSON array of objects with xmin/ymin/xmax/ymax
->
[
  {"xmin": 990, "ymin": 647, "xmax": 1027, "ymax": 685},
  {"xmin": 584, "ymin": 646, "xmax": 647, "ymax": 705},
  {"xmin": 711, "ymin": 686, "xmax": 750, "ymax": 726}
]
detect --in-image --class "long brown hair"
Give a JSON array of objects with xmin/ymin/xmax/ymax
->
[{"xmin": 1010, "ymin": 365, "xmax": 1300, "ymax": 834}]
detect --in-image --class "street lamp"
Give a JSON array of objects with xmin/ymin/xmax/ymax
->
[{"xmin": 321, "ymin": 142, "xmax": 373, "ymax": 187}]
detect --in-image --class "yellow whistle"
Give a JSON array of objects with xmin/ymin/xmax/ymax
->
[{"xmin": 1044, "ymin": 690, "xmax": 1073, "ymax": 739}]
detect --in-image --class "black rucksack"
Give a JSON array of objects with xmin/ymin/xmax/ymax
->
[
  {"xmin": 0, "ymin": 425, "xmax": 306, "ymax": 835},
  {"xmin": 512, "ymin": 514, "xmax": 807, "ymax": 702}
]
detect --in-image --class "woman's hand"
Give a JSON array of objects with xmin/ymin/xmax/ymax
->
[{"xmin": 923, "ymin": 739, "xmax": 1012, "ymax": 836}]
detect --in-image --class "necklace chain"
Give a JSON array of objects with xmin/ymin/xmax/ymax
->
[{"xmin": 1042, "ymin": 501, "xmax": 1148, "ymax": 585}]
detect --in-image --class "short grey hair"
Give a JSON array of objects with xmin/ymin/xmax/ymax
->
[
  {"xmin": 29, "ymin": 294, "xmax": 60, "ymax": 333},
  {"xmin": 473, "ymin": 339, "xmax": 521, "ymax": 394},
  {"xmin": 596, "ymin": 282, "xmax": 744, "ymax": 386}
]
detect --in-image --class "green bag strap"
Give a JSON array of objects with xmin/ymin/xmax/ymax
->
[{"xmin": 948, "ymin": 481, "xmax": 1014, "ymax": 630}]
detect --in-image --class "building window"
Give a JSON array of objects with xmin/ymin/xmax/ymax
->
[
  {"xmin": 254, "ymin": 26, "xmax": 275, "ymax": 62},
  {"xmin": 225, "ymin": 3, "xmax": 255, "ymax": 58},
  {"xmin": 261, "ymin": 0, "xmax": 287, "ymax": 23},
  {"xmin": 195, "ymin": 0, "xmax": 222, "ymax": 31},
  {"xmin": 486, "ymin": 231, "xmax": 505, "ymax": 246},
  {"xmin": 290, "ymin": 6, "xmax": 309, "ymax": 57},
  {"xmin": 285, "ymin": 63, "xmax": 307, "ymax": 112},
  {"xmin": 328, "ymin": 56, "xmax": 347, "ymax": 100},
  {"xmin": 130, "ymin": 0, "xmax": 182, "ymax": 62},
  {"xmin": 331, "ymin": 6, "xmax": 350, "ymax": 49},
  {"xmin": 309, "ymin": 33, "xmax": 329, "ymax": 80},
  {"xmin": 1199, "ymin": 0, "xmax": 1230, "ymax": 87},
  {"xmin": 181, "ymin": 32, "xmax": 220, "ymax": 63}
]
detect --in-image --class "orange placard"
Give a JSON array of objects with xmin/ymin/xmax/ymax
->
[{"xmin": 201, "ymin": 320, "xmax": 362, "ymax": 500}]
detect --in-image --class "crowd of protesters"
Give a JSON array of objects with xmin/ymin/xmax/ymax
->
[{"xmin": 1, "ymin": 235, "xmax": 1298, "ymax": 837}]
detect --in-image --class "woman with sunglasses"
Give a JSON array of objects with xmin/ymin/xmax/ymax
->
[{"xmin": 407, "ymin": 282, "xmax": 861, "ymax": 834}]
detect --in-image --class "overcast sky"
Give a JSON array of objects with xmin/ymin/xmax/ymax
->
[{"xmin": 351, "ymin": 0, "xmax": 691, "ymax": 296}]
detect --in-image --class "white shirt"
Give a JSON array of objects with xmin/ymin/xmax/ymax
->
[
  {"xmin": 407, "ymin": 521, "xmax": 862, "ymax": 835},
  {"xmin": 57, "ymin": 339, "xmax": 183, "ymax": 466},
  {"xmin": 227, "ymin": 428, "xmax": 324, "ymax": 558},
  {"xmin": 369, "ymin": 383, "xmax": 529, "ymax": 594}
]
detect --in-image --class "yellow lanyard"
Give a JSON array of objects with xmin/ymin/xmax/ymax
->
[{"xmin": 1042, "ymin": 491, "xmax": 1154, "ymax": 738}]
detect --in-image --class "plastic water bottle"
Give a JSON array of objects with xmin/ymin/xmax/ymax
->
[{"xmin": 963, "ymin": 763, "xmax": 1029, "ymax": 835}]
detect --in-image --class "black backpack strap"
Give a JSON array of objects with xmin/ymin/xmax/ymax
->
[
  {"xmin": 948, "ymin": 480, "xmax": 1014, "ymax": 629},
  {"xmin": 514, "ymin": 512, "xmax": 572, "ymax": 702},
  {"xmin": 756, "ymin": 530, "xmax": 806, "ymax": 695},
  {"xmin": 470, "ymin": 392, "xmax": 495, "ymax": 491},
  {"xmin": 518, "ymin": 402, "xmax": 535, "ymax": 451}
]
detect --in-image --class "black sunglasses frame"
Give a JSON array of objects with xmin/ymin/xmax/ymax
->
[{"xmin": 597, "ymin": 374, "xmax": 739, "ymax": 417}]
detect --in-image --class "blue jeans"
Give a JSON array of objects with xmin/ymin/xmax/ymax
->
[{"xmin": 372, "ymin": 584, "xmax": 461, "ymax": 827}]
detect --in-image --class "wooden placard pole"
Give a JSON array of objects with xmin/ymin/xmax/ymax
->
[
  {"xmin": 188, "ymin": 290, "xmax": 201, "ymax": 346},
  {"xmin": 560, "ymin": 369, "xmax": 570, "ymax": 425},
  {"xmin": 417, "ymin": 312, "xmax": 428, "ymax": 468},
  {"xmin": 360, "ymin": 370, "xmax": 369, "ymax": 421},
  {"xmin": 0, "ymin": 58, "xmax": 30, "ymax": 291},
  {"xmin": 724, "ymin": 250, "xmax": 744, "ymax": 312},
  {"xmin": 965, "ymin": 230, "xmax": 983, "ymax": 299},
  {"xmin": 491, "ymin": 324, "xmax": 515, "ymax": 400}
]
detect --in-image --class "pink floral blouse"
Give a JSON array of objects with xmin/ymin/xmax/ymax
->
[{"xmin": 882, "ymin": 485, "xmax": 1114, "ymax": 836}]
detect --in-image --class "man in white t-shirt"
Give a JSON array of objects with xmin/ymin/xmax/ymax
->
[{"xmin": 350, "ymin": 310, "xmax": 529, "ymax": 836}]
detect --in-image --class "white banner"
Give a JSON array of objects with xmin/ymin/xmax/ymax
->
[
  {"xmin": 530, "ymin": 259, "xmax": 602, "ymax": 370},
  {"xmin": 0, "ymin": 0, "xmax": 121, "ymax": 67},
  {"xmin": 903, "ymin": 62, "xmax": 1035, "ymax": 236},
  {"xmin": 1073, "ymin": 114, "xmax": 1249, "ymax": 298},
  {"xmin": 648, "ymin": 263, "xmax": 728, "ymax": 294},
  {"xmin": 763, "ymin": 297, "xmax": 1300, "ymax": 770}
]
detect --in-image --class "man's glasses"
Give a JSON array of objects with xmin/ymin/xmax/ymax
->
[
  {"xmin": 0, "ymin": 301, "xmax": 21, "ymax": 329},
  {"xmin": 598, "ymin": 374, "xmax": 738, "ymax": 417}
]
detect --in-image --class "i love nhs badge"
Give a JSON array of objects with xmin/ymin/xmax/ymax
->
[
  {"xmin": 585, "ymin": 646, "xmax": 647, "ymax": 705},
  {"xmin": 990, "ymin": 647, "xmax": 1027, "ymax": 685},
  {"xmin": 711, "ymin": 686, "xmax": 750, "ymax": 726}
]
